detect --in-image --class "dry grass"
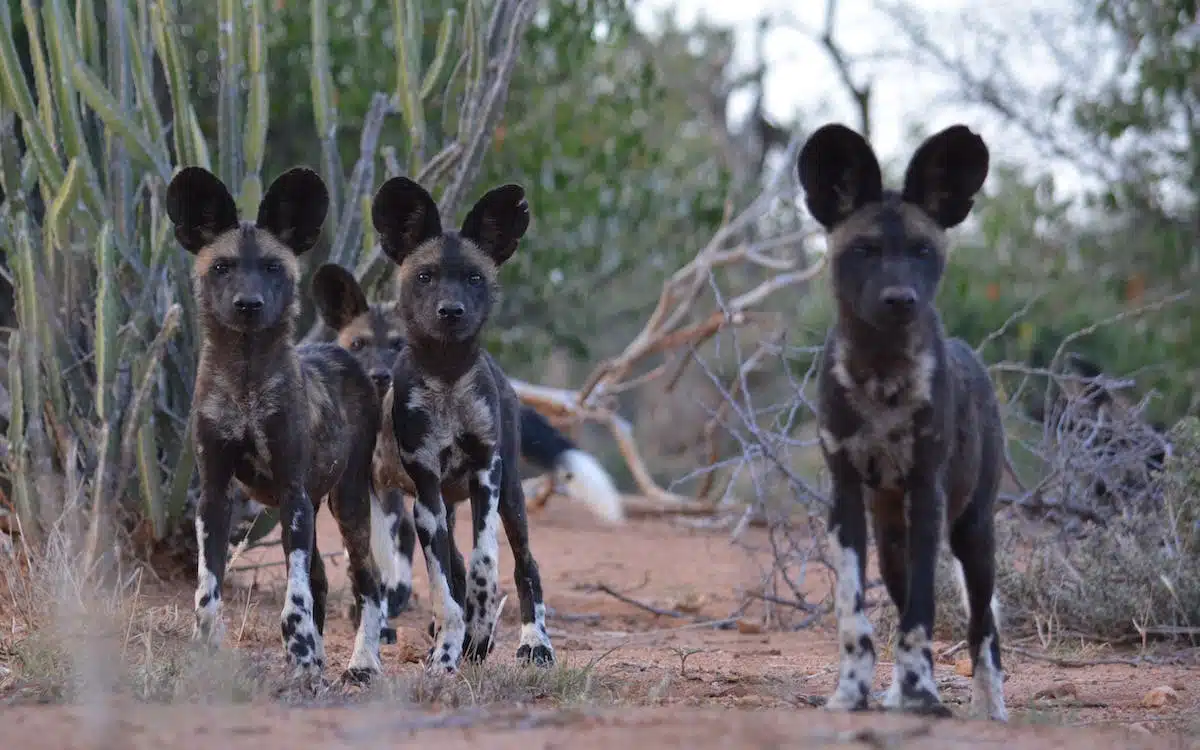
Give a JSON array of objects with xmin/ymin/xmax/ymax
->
[
  {"xmin": 0, "ymin": 522, "xmax": 614, "ymax": 711},
  {"xmin": 993, "ymin": 417, "xmax": 1200, "ymax": 645}
]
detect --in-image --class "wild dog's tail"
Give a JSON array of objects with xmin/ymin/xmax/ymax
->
[{"xmin": 518, "ymin": 405, "xmax": 624, "ymax": 524}]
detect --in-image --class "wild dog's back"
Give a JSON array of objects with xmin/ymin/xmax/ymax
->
[
  {"xmin": 944, "ymin": 338, "xmax": 1004, "ymax": 511},
  {"xmin": 297, "ymin": 342, "xmax": 382, "ymax": 498}
]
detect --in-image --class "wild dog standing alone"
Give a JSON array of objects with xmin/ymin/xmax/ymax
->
[
  {"xmin": 368, "ymin": 176, "xmax": 554, "ymax": 673},
  {"xmin": 168, "ymin": 166, "xmax": 384, "ymax": 684},
  {"xmin": 309, "ymin": 263, "xmax": 623, "ymax": 634},
  {"xmin": 797, "ymin": 123, "xmax": 1008, "ymax": 720}
]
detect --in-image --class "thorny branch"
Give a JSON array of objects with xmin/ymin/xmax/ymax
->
[{"xmin": 512, "ymin": 135, "xmax": 827, "ymax": 513}]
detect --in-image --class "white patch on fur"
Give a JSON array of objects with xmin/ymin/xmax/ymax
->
[
  {"xmin": 912, "ymin": 349, "xmax": 937, "ymax": 402},
  {"xmin": 818, "ymin": 428, "xmax": 841, "ymax": 455},
  {"xmin": 347, "ymin": 594, "xmax": 383, "ymax": 674},
  {"xmin": 465, "ymin": 454, "xmax": 503, "ymax": 649},
  {"xmin": 370, "ymin": 495, "xmax": 412, "ymax": 607},
  {"xmin": 952, "ymin": 558, "xmax": 971, "ymax": 617},
  {"xmin": 281, "ymin": 549, "xmax": 324, "ymax": 677},
  {"xmin": 519, "ymin": 601, "xmax": 553, "ymax": 656},
  {"xmin": 971, "ymin": 634, "xmax": 1008, "ymax": 721},
  {"xmin": 414, "ymin": 497, "xmax": 465, "ymax": 673},
  {"xmin": 884, "ymin": 626, "xmax": 940, "ymax": 710},
  {"xmin": 557, "ymin": 449, "xmax": 624, "ymax": 524},
  {"xmin": 192, "ymin": 517, "xmax": 224, "ymax": 645},
  {"xmin": 824, "ymin": 529, "xmax": 875, "ymax": 711}
]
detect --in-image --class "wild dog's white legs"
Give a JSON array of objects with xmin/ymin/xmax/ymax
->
[
  {"xmin": 193, "ymin": 516, "xmax": 225, "ymax": 646},
  {"xmin": 412, "ymin": 488, "xmax": 466, "ymax": 674},
  {"xmin": 825, "ymin": 527, "xmax": 876, "ymax": 711},
  {"xmin": 279, "ymin": 495, "xmax": 324, "ymax": 682},
  {"xmin": 464, "ymin": 453, "xmax": 503, "ymax": 661}
]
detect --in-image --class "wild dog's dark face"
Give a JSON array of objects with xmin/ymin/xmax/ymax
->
[
  {"xmin": 166, "ymin": 166, "xmax": 329, "ymax": 333},
  {"xmin": 797, "ymin": 123, "xmax": 989, "ymax": 332},
  {"xmin": 311, "ymin": 263, "xmax": 406, "ymax": 396},
  {"xmin": 370, "ymin": 178, "xmax": 530, "ymax": 344}
]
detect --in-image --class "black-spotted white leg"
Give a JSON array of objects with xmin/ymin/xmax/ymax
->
[
  {"xmin": 884, "ymin": 476, "xmax": 950, "ymax": 717},
  {"xmin": 821, "ymin": 431, "xmax": 874, "ymax": 711},
  {"xmin": 407, "ymin": 465, "xmax": 466, "ymax": 674},
  {"xmin": 279, "ymin": 485, "xmax": 325, "ymax": 683},
  {"xmin": 463, "ymin": 453, "xmax": 502, "ymax": 662},
  {"xmin": 369, "ymin": 489, "xmax": 414, "ymax": 645},
  {"xmin": 951, "ymin": 498, "xmax": 1008, "ymax": 721},
  {"xmin": 496, "ymin": 455, "xmax": 554, "ymax": 667},
  {"xmin": 193, "ymin": 455, "xmax": 235, "ymax": 647},
  {"xmin": 330, "ymin": 461, "xmax": 384, "ymax": 685}
]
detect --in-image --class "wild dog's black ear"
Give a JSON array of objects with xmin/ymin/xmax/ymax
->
[
  {"xmin": 901, "ymin": 124, "xmax": 989, "ymax": 229},
  {"xmin": 311, "ymin": 263, "xmax": 369, "ymax": 332},
  {"xmin": 256, "ymin": 167, "xmax": 329, "ymax": 255},
  {"xmin": 796, "ymin": 124, "xmax": 883, "ymax": 230},
  {"xmin": 371, "ymin": 177, "xmax": 443, "ymax": 266},
  {"xmin": 165, "ymin": 166, "xmax": 239, "ymax": 253},
  {"xmin": 460, "ymin": 183, "xmax": 530, "ymax": 266}
]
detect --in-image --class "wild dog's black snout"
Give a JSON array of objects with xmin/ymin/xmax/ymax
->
[
  {"xmin": 234, "ymin": 293, "xmax": 265, "ymax": 314},
  {"xmin": 437, "ymin": 301, "xmax": 466, "ymax": 320},
  {"xmin": 369, "ymin": 369, "xmax": 392, "ymax": 391},
  {"xmin": 880, "ymin": 286, "xmax": 918, "ymax": 318}
]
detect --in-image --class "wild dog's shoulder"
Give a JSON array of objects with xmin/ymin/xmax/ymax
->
[
  {"xmin": 297, "ymin": 341, "xmax": 367, "ymax": 377},
  {"xmin": 296, "ymin": 342, "xmax": 377, "ymax": 422},
  {"xmin": 481, "ymin": 351, "xmax": 518, "ymax": 414}
]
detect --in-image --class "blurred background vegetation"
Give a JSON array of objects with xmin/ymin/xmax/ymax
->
[{"xmin": 0, "ymin": 0, "xmax": 1195, "ymax": 568}]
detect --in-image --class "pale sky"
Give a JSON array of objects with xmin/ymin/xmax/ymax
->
[{"xmin": 633, "ymin": 0, "xmax": 1108, "ymax": 204}]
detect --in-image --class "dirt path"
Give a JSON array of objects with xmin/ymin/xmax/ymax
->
[{"xmin": 3, "ymin": 495, "xmax": 1197, "ymax": 748}]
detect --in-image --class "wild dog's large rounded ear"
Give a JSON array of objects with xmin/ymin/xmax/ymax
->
[
  {"xmin": 165, "ymin": 166, "xmax": 239, "ymax": 253},
  {"xmin": 371, "ymin": 177, "xmax": 442, "ymax": 266},
  {"xmin": 901, "ymin": 125, "xmax": 989, "ymax": 229},
  {"xmin": 796, "ymin": 124, "xmax": 883, "ymax": 230},
  {"xmin": 460, "ymin": 183, "xmax": 530, "ymax": 267},
  {"xmin": 311, "ymin": 263, "xmax": 369, "ymax": 332},
  {"xmin": 256, "ymin": 167, "xmax": 329, "ymax": 255}
]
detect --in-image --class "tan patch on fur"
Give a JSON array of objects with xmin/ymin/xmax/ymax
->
[
  {"xmin": 336, "ymin": 314, "xmax": 374, "ymax": 349},
  {"xmin": 190, "ymin": 223, "xmax": 301, "ymax": 282},
  {"xmin": 395, "ymin": 237, "xmax": 499, "ymax": 286},
  {"xmin": 826, "ymin": 202, "xmax": 947, "ymax": 258}
]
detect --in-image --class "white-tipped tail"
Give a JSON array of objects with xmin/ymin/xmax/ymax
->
[{"xmin": 556, "ymin": 449, "xmax": 624, "ymax": 524}]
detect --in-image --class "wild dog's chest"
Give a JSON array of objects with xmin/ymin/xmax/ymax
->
[
  {"xmin": 196, "ymin": 371, "xmax": 292, "ymax": 480},
  {"xmin": 398, "ymin": 378, "xmax": 496, "ymax": 479},
  {"xmin": 824, "ymin": 351, "xmax": 936, "ymax": 491}
]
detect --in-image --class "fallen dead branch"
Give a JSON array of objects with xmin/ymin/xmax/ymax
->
[{"xmin": 511, "ymin": 136, "xmax": 826, "ymax": 515}]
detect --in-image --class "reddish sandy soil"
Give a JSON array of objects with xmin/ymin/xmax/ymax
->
[{"xmin": 3, "ymin": 496, "xmax": 1198, "ymax": 749}]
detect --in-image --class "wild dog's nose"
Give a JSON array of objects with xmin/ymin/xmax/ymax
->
[
  {"xmin": 370, "ymin": 370, "xmax": 392, "ymax": 390},
  {"xmin": 436, "ymin": 301, "xmax": 466, "ymax": 319},
  {"xmin": 233, "ymin": 294, "xmax": 265, "ymax": 313},
  {"xmin": 880, "ymin": 286, "xmax": 917, "ymax": 315}
]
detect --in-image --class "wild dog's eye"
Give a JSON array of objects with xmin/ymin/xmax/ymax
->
[
  {"xmin": 211, "ymin": 259, "xmax": 233, "ymax": 274},
  {"xmin": 912, "ymin": 244, "xmax": 933, "ymax": 258},
  {"xmin": 467, "ymin": 272, "xmax": 484, "ymax": 287},
  {"xmin": 851, "ymin": 245, "xmax": 876, "ymax": 257},
  {"xmin": 389, "ymin": 337, "xmax": 405, "ymax": 351},
  {"xmin": 416, "ymin": 271, "xmax": 433, "ymax": 285},
  {"xmin": 263, "ymin": 259, "xmax": 284, "ymax": 273},
  {"xmin": 349, "ymin": 337, "xmax": 365, "ymax": 351}
]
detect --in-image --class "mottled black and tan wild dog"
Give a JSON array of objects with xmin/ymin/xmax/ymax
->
[
  {"xmin": 307, "ymin": 261, "xmax": 623, "ymax": 635},
  {"xmin": 167, "ymin": 166, "xmax": 384, "ymax": 685},
  {"xmin": 365, "ymin": 176, "xmax": 553, "ymax": 674},
  {"xmin": 797, "ymin": 123, "xmax": 1008, "ymax": 720}
]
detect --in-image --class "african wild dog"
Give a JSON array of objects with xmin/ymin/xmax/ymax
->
[
  {"xmin": 366, "ymin": 176, "xmax": 554, "ymax": 673},
  {"xmin": 167, "ymin": 166, "xmax": 384, "ymax": 685},
  {"xmin": 308, "ymin": 263, "xmax": 622, "ymax": 634},
  {"xmin": 797, "ymin": 123, "xmax": 1008, "ymax": 720}
]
